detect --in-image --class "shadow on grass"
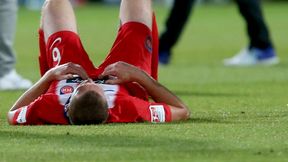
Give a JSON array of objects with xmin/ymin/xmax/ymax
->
[
  {"xmin": 188, "ymin": 117, "xmax": 233, "ymax": 124},
  {"xmin": 0, "ymin": 129, "xmax": 218, "ymax": 151},
  {"xmin": 173, "ymin": 90, "xmax": 244, "ymax": 97}
]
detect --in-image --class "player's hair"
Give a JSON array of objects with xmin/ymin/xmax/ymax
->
[{"xmin": 68, "ymin": 90, "xmax": 108, "ymax": 125}]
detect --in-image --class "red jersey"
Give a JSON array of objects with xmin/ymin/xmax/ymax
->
[
  {"xmin": 12, "ymin": 18, "xmax": 172, "ymax": 125},
  {"xmin": 12, "ymin": 78, "xmax": 171, "ymax": 125}
]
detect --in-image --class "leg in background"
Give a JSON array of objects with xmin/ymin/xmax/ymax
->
[
  {"xmin": 0, "ymin": 0, "xmax": 32, "ymax": 90},
  {"xmin": 223, "ymin": 0, "xmax": 278, "ymax": 66},
  {"xmin": 159, "ymin": 0, "xmax": 195, "ymax": 65}
]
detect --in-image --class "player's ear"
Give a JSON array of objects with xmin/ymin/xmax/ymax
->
[{"xmin": 65, "ymin": 105, "xmax": 75, "ymax": 125}]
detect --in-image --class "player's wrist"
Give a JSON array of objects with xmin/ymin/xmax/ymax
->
[
  {"xmin": 42, "ymin": 70, "xmax": 56, "ymax": 83},
  {"xmin": 134, "ymin": 69, "xmax": 151, "ymax": 87}
]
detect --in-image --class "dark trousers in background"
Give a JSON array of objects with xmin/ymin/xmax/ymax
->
[{"xmin": 159, "ymin": 0, "xmax": 273, "ymax": 53}]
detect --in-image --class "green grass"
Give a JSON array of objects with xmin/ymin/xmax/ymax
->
[{"xmin": 1, "ymin": 2, "xmax": 288, "ymax": 162}]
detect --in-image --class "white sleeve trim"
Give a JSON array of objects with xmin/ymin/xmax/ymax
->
[
  {"xmin": 16, "ymin": 106, "xmax": 28, "ymax": 124},
  {"xmin": 149, "ymin": 105, "xmax": 165, "ymax": 123}
]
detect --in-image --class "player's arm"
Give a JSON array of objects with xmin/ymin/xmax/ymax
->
[
  {"xmin": 99, "ymin": 61, "xmax": 190, "ymax": 121},
  {"xmin": 7, "ymin": 63, "xmax": 88, "ymax": 124}
]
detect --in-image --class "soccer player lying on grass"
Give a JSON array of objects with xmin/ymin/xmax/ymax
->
[{"xmin": 7, "ymin": 0, "xmax": 190, "ymax": 125}]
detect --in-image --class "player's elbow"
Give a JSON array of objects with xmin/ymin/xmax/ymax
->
[
  {"xmin": 181, "ymin": 106, "xmax": 191, "ymax": 120},
  {"xmin": 171, "ymin": 105, "xmax": 191, "ymax": 121},
  {"xmin": 7, "ymin": 111, "xmax": 15, "ymax": 125}
]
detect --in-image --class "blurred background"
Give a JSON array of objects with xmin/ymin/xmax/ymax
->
[{"xmin": 17, "ymin": 0, "xmax": 288, "ymax": 10}]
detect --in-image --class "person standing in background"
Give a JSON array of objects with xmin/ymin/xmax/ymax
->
[
  {"xmin": 159, "ymin": 0, "xmax": 279, "ymax": 66},
  {"xmin": 0, "ymin": 0, "xmax": 32, "ymax": 90}
]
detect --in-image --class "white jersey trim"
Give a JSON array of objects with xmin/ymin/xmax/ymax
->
[
  {"xmin": 149, "ymin": 105, "xmax": 165, "ymax": 123},
  {"xmin": 100, "ymin": 84, "xmax": 119, "ymax": 108},
  {"xmin": 16, "ymin": 106, "xmax": 28, "ymax": 124}
]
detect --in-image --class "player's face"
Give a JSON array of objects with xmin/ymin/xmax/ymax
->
[{"xmin": 72, "ymin": 79, "xmax": 105, "ymax": 99}]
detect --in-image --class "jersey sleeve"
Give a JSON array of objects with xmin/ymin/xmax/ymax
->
[
  {"xmin": 133, "ymin": 98, "xmax": 172, "ymax": 123},
  {"xmin": 11, "ymin": 94, "xmax": 68, "ymax": 125},
  {"xmin": 108, "ymin": 96, "xmax": 172, "ymax": 123}
]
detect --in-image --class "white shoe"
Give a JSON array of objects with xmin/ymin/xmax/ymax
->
[
  {"xmin": 223, "ymin": 47, "xmax": 279, "ymax": 66},
  {"xmin": 0, "ymin": 70, "xmax": 33, "ymax": 90}
]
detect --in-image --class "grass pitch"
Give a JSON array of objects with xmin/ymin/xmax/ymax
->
[{"xmin": 1, "ymin": 2, "xmax": 288, "ymax": 162}]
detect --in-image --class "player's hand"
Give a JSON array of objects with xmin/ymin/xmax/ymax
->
[
  {"xmin": 99, "ymin": 61, "xmax": 141, "ymax": 84},
  {"xmin": 45, "ymin": 62, "xmax": 89, "ymax": 81}
]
